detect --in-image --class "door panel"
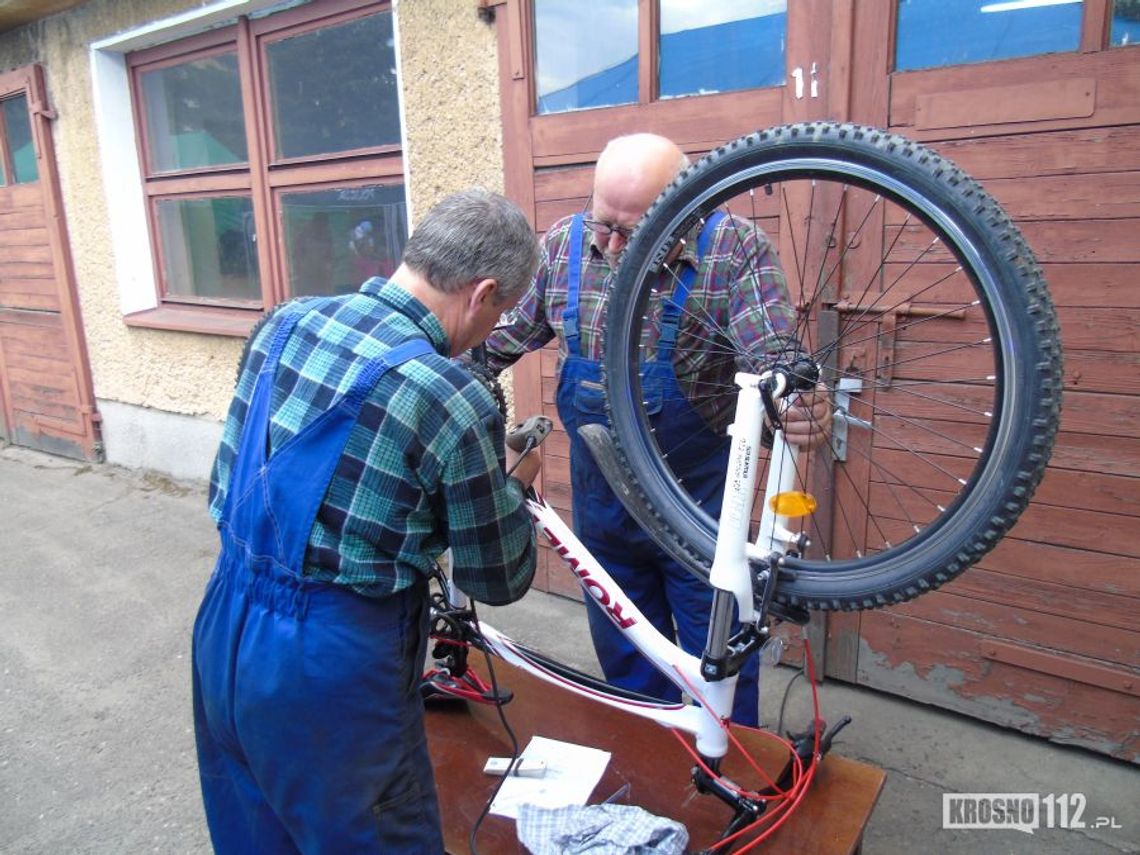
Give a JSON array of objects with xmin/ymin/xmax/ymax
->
[
  {"xmin": 0, "ymin": 65, "xmax": 100, "ymax": 460},
  {"xmin": 496, "ymin": 1, "xmax": 1137, "ymax": 759},
  {"xmin": 842, "ymin": 0, "xmax": 1140, "ymax": 761}
]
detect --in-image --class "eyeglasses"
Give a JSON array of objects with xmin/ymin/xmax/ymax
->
[{"xmin": 582, "ymin": 218, "xmax": 635, "ymax": 240}]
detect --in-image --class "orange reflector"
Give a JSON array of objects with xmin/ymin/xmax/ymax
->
[{"xmin": 768, "ymin": 491, "xmax": 817, "ymax": 517}]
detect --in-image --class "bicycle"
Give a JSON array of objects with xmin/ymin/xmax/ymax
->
[{"xmin": 423, "ymin": 122, "xmax": 1062, "ymax": 853}]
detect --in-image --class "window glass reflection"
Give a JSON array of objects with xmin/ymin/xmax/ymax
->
[
  {"xmin": 660, "ymin": 0, "xmax": 786, "ymax": 98},
  {"xmin": 267, "ymin": 11, "xmax": 399, "ymax": 158},
  {"xmin": 156, "ymin": 196, "xmax": 260, "ymax": 302},
  {"xmin": 1112, "ymin": 0, "xmax": 1140, "ymax": 45},
  {"xmin": 140, "ymin": 54, "xmax": 247, "ymax": 172},
  {"xmin": 281, "ymin": 185, "xmax": 407, "ymax": 297},
  {"xmin": 534, "ymin": 0, "xmax": 638, "ymax": 114},
  {"xmin": 896, "ymin": 0, "xmax": 1083, "ymax": 71},
  {"xmin": 3, "ymin": 94, "xmax": 39, "ymax": 184}
]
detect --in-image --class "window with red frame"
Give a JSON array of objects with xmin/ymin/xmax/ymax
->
[{"xmin": 128, "ymin": 0, "xmax": 406, "ymax": 327}]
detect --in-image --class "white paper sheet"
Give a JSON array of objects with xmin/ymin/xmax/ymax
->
[{"xmin": 488, "ymin": 735, "xmax": 612, "ymax": 820}]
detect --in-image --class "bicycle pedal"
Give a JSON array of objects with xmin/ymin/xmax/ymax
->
[
  {"xmin": 421, "ymin": 687, "xmax": 469, "ymax": 705},
  {"xmin": 420, "ymin": 676, "xmax": 468, "ymax": 704}
]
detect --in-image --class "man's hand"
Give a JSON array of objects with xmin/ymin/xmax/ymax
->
[
  {"xmin": 780, "ymin": 383, "xmax": 833, "ymax": 449},
  {"xmin": 505, "ymin": 415, "xmax": 551, "ymax": 488},
  {"xmin": 506, "ymin": 447, "xmax": 542, "ymax": 488}
]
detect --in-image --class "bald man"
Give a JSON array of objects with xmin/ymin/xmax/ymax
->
[{"xmin": 482, "ymin": 134, "xmax": 829, "ymax": 724}]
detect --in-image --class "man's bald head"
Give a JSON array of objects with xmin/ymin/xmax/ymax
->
[
  {"xmin": 590, "ymin": 134, "xmax": 689, "ymax": 267},
  {"xmin": 594, "ymin": 134, "xmax": 688, "ymax": 216}
]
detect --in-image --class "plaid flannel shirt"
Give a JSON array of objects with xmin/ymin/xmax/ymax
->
[
  {"xmin": 208, "ymin": 279, "xmax": 536, "ymax": 605},
  {"xmin": 482, "ymin": 212, "xmax": 797, "ymax": 433}
]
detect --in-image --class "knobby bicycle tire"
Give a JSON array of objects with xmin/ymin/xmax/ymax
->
[{"xmin": 602, "ymin": 122, "xmax": 1062, "ymax": 610}]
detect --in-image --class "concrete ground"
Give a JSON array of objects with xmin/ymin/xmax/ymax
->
[{"xmin": 0, "ymin": 443, "xmax": 1135, "ymax": 854}]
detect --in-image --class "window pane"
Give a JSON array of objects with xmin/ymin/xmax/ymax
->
[
  {"xmin": 534, "ymin": 0, "xmax": 638, "ymax": 114},
  {"xmin": 896, "ymin": 0, "xmax": 1083, "ymax": 71},
  {"xmin": 155, "ymin": 197, "xmax": 260, "ymax": 302},
  {"xmin": 3, "ymin": 94, "xmax": 39, "ymax": 184},
  {"xmin": 267, "ymin": 12, "xmax": 399, "ymax": 159},
  {"xmin": 1112, "ymin": 0, "xmax": 1140, "ymax": 45},
  {"xmin": 281, "ymin": 185, "xmax": 407, "ymax": 297},
  {"xmin": 660, "ymin": 1, "xmax": 787, "ymax": 98},
  {"xmin": 139, "ymin": 53, "xmax": 247, "ymax": 172}
]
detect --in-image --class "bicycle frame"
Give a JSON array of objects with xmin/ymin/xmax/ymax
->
[{"xmin": 438, "ymin": 370, "xmax": 805, "ymax": 762}]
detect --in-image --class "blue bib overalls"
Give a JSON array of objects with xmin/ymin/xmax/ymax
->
[
  {"xmin": 555, "ymin": 215, "xmax": 760, "ymax": 725},
  {"xmin": 192, "ymin": 303, "xmax": 445, "ymax": 854}
]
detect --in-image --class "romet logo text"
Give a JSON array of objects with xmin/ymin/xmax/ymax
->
[{"xmin": 545, "ymin": 529, "xmax": 637, "ymax": 629}]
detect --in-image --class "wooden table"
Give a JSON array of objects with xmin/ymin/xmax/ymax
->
[{"xmin": 426, "ymin": 661, "xmax": 885, "ymax": 854}]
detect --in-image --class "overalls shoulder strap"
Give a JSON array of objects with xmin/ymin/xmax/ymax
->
[
  {"xmin": 221, "ymin": 304, "xmax": 435, "ymax": 575},
  {"xmin": 341, "ymin": 338, "xmax": 434, "ymax": 410},
  {"xmin": 221, "ymin": 300, "xmax": 318, "ymax": 523},
  {"xmin": 563, "ymin": 214, "xmax": 586, "ymax": 358},
  {"xmin": 657, "ymin": 212, "xmax": 725, "ymax": 361},
  {"xmin": 265, "ymin": 334, "xmax": 435, "ymax": 573}
]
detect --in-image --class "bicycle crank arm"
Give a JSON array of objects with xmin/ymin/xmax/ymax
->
[{"xmin": 691, "ymin": 763, "xmax": 765, "ymax": 844}]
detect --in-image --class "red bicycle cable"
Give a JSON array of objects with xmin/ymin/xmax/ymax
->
[{"xmin": 716, "ymin": 637, "xmax": 824, "ymax": 853}]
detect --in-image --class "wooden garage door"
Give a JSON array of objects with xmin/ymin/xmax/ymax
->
[
  {"xmin": 490, "ymin": 0, "xmax": 841, "ymax": 598},
  {"xmin": 491, "ymin": 0, "xmax": 1137, "ymax": 760},
  {"xmin": 0, "ymin": 65, "xmax": 100, "ymax": 461},
  {"xmin": 820, "ymin": 0, "xmax": 1140, "ymax": 762}
]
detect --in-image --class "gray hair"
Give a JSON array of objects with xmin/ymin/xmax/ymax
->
[{"xmin": 401, "ymin": 188, "xmax": 540, "ymax": 304}]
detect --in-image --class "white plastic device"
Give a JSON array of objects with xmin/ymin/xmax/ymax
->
[{"xmin": 482, "ymin": 756, "xmax": 548, "ymax": 778}]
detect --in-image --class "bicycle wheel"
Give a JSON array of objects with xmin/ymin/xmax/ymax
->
[{"xmin": 603, "ymin": 123, "xmax": 1062, "ymax": 610}]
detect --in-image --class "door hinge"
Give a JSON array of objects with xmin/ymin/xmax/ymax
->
[{"xmin": 31, "ymin": 100, "xmax": 57, "ymax": 121}]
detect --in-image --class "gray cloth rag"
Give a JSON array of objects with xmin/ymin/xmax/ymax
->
[{"xmin": 517, "ymin": 802, "xmax": 689, "ymax": 855}]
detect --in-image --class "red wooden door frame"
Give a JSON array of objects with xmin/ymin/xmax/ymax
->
[{"xmin": 0, "ymin": 64, "xmax": 101, "ymax": 460}]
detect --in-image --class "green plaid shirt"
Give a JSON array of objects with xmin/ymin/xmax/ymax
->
[
  {"xmin": 209, "ymin": 279, "xmax": 536, "ymax": 605},
  {"xmin": 482, "ymin": 213, "xmax": 797, "ymax": 433}
]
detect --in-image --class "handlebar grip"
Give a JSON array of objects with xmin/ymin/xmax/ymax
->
[{"xmin": 506, "ymin": 415, "xmax": 553, "ymax": 452}]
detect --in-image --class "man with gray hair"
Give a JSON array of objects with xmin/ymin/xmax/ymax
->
[{"xmin": 193, "ymin": 188, "xmax": 542, "ymax": 853}]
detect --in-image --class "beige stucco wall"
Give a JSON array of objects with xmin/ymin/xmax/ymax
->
[
  {"xmin": 397, "ymin": 0, "xmax": 505, "ymax": 217},
  {"xmin": 397, "ymin": 0, "xmax": 517, "ymax": 417},
  {"xmin": 0, "ymin": 0, "xmax": 505, "ymax": 428}
]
